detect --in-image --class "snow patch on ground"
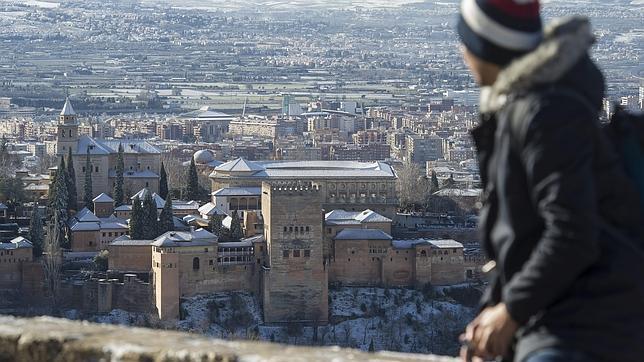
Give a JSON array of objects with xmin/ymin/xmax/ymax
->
[{"xmin": 86, "ymin": 285, "xmax": 479, "ymax": 356}]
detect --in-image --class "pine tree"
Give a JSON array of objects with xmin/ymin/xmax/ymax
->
[
  {"xmin": 430, "ymin": 169, "xmax": 439, "ymax": 192},
  {"xmin": 142, "ymin": 191, "xmax": 158, "ymax": 239},
  {"xmin": 208, "ymin": 213, "xmax": 224, "ymax": 237},
  {"xmin": 129, "ymin": 196, "xmax": 144, "ymax": 239},
  {"xmin": 83, "ymin": 147, "xmax": 93, "ymax": 211},
  {"xmin": 66, "ymin": 147, "xmax": 77, "ymax": 212},
  {"xmin": 50, "ymin": 156, "xmax": 69, "ymax": 249},
  {"xmin": 186, "ymin": 157, "xmax": 199, "ymax": 201},
  {"xmin": 28, "ymin": 203, "xmax": 44, "ymax": 257},
  {"xmin": 159, "ymin": 161, "xmax": 168, "ymax": 200},
  {"xmin": 229, "ymin": 210, "xmax": 244, "ymax": 241},
  {"xmin": 158, "ymin": 197, "xmax": 174, "ymax": 235},
  {"xmin": 113, "ymin": 143, "xmax": 124, "ymax": 207}
]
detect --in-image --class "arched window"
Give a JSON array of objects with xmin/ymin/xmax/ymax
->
[
  {"xmin": 69, "ymin": 129, "xmax": 72, "ymax": 137},
  {"xmin": 420, "ymin": 250, "xmax": 427, "ymax": 257},
  {"xmin": 192, "ymin": 257, "xmax": 200, "ymax": 270}
]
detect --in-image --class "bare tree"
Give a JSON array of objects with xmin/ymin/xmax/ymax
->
[
  {"xmin": 43, "ymin": 213, "xmax": 63, "ymax": 313},
  {"xmin": 161, "ymin": 153, "xmax": 188, "ymax": 198},
  {"xmin": 395, "ymin": 162, "xmax": 430, "ymax": 211}
]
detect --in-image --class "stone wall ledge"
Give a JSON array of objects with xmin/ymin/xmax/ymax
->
[{"xmin": 0, "ymin": 315, "xmax": 458, "ymax": 362}]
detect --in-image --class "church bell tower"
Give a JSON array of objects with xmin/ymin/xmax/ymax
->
[{"xmin": 56, "ymin": 98, "xmax": 79, "ymax": 156}]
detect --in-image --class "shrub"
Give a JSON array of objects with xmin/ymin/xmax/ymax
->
[{"xmin": 443, "ymin": 285, "xmax": 482, "ymax": 308}]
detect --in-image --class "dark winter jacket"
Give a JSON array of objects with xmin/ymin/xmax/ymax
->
[{"xmin": 471, "ymin": 17, "xmax": 644, "ymax": 362}]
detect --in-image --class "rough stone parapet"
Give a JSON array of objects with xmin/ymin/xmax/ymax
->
[{"xmin": 0, "ymin": 315, "xmax": 457, "ymax": 362}]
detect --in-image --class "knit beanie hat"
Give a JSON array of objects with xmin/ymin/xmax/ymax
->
[{"xmin": 457, "ymin": 0, "xmax": 543, "ymax": 66}]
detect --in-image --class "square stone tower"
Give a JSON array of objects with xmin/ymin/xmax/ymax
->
[{"xmin": 261, "ymin": 181, "xmax": 328, "ymax": 324}]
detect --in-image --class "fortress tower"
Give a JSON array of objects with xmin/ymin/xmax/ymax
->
[
  {"xmin": 261, "ymin": 181, "xmax": 328, "ymax": 324},
  {"xmin": 56, "ymin": 98, "xmax": 79, "ymax": 156}
]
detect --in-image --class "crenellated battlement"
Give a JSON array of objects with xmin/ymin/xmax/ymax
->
[{"xmin": 268, "ymin": 181, "xmax": 321, "ymax": 193}]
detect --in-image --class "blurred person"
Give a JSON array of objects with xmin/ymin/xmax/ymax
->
[{"xmin": 456, "ymin": 0, "xmax": 644, "ymax": 361}]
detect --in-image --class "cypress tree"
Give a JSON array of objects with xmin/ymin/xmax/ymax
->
[
  {"xmin": 51, "ymin": 156, "xmax": 69, "ymax": 249},
  {"xmin": 229, "ymin": 210, "xmax": 244, "ymax": 241},
  {"xmin": 83, "ymin": 147, "xmax": 93, "ymax": 211},
  {"xmin": 28, "ymin": 203, "xmax": 44, "ymax": 257},
  {"xmin": 158, "ymin": 197, "xmax": 174, "ymax": 235},
  {"xmin": 129, "ymin": 196, "xmax": 144, "ymax": 239},
  {"xmin": 208, "ymin": 213, "xmax": 224, "ymax": 237},
  {"xmin": 142, "ymin": 191, "xmax": 158, "ymax": 239},
  {"xmin": 430, "ymin": 170, "xmax": 439, "ymax": 192},
  {"xmin": 66, "ymin": 147, "xmax": 77, "ymax": 212},
  {"xmin": 186, "ymin": 157, "xmax": 199, "ymax": 201},
  {"xmin": 113, "ymin": 143, "xmax": 124, "ymax": 207},
  {"xmin": 159, "ymin": 162, "xmax": 168, "ymax": 200}
]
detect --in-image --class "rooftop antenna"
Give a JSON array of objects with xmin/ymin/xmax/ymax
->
[{"xmin": 242, "ymin": 97, "xmax": 248, "ymax": 117}]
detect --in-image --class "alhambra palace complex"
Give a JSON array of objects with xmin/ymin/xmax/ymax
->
[{"xmin": 2, "ymin": 100, "xmax": 484, "ymax": 323}]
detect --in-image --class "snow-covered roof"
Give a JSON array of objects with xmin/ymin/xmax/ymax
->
[
  {"xmin": 215, "ymin": 158, "xmax": 264, "ymax": 173},
  {"xmin": 392, "ymin": 239, "xmax": 464, "ymax": 250},
  {"xmin": 212, "ymin": 187, "xmax": 261, "ymax": 197},
  {"xmin": 70, "ymin": 221, "xmax": 100, "ymax": 231},
  {"xmin": 24, "ymin": 183, "xmax": 49, "ymax": 191},
  {"xmin": 211, "ymin": 159, "xmax": 397, "ymax": 179},
  {"xmin": 325, "ymin": 209, "xmax": 391, "ymax": 225},
  {"xmin": 76, "ymin": 135, "xmax": 161, "ymax": 156},
  {"xmin": 93, "ymin": 193, "xmax": 114, "ymax": 203},
  {"xmin": 130, "ymin": 188, "xmax": 165, "ymax": 208},
  {"xmin": 172, "ymin": 200, "xmax": 200, "ymax": 210},
  {"xmin": 243, "ymin": 234, "xmax": 265, "ymax": 244},
  {"xmin": 98, "ymin": 216, "xmax": 128, "ymax": 229},
  {"xmin": 152, "ymin": 228, "xmax": 217, "ymax": 247},
  {"xmin": 60, "ymin": 98, "xmax": 75, "ymax": 116},
  {"xmin": 334, "ymin": 229, "xmax": 392, "ymax": 241},
  {"xmin": 222, "ymin": 215, "xmax": 232, "ymax": 229},
  {"xmin": 114, "ymin": 205, "xmax": 132, "ymax": 211},
  {"xmin": 0, "ymin": 237, "xmax": 33, "ymax": 249},
  {"xmin": 198, "ymin": 202, "xmax": 227, "ymax": 216},
  {"xmin": 194, "ymin": 149, "xmax": 215, "ymax": 164},
  {"xmin": 74, "ymin": 208, "xmax": 100, "ymax": 223},
  {"xmin": 0, "ymin": 203, "xmax": 8, "ymax": 210}
]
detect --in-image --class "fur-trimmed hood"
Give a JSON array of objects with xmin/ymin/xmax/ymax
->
[{"xmin": 480, "ymin": 16, "xmax": 601, "ymax": 113}]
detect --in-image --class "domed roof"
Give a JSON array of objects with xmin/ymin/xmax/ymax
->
[{"xmin": 193, "ymin": 149, "xmax": 215, "ymax": 164}]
